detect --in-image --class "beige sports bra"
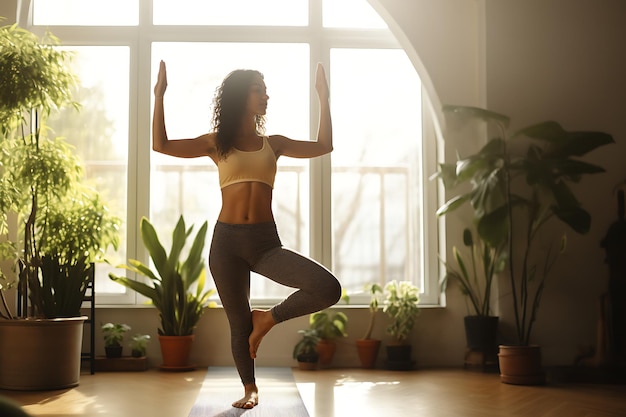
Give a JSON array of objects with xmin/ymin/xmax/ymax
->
[{"xmin": 217, "ymin": 136, "xmax": 277, "ymax": 189}]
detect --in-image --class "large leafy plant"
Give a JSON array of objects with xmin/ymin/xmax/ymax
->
[
  {"xmin": 437, "ymin": 105, "xmax": 614, "ymax": 345},
  {"xmin": 0, "ymin": 23, "xmax": 120, "ymax": 319},
  {"xmin": 109, "ymin": 216, "xmax": 216, "ymax": 336}
]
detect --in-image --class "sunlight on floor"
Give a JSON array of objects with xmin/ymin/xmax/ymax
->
[
  {"xmin": 22, "ymin": 389, "xmax": 95, "ymax": 415},
  {"xmin": 297, "ymin": 375, "xmax": 401, "ymax": 417}
]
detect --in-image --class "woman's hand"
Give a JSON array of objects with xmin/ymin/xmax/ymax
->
[
  {"xmin": 315, "ymin": 62, "xmax": 329, "ymax": 102},
  {"xmin": 154, "ymin": 60, "xmax": 168, "ymax": 98},
  {"xmin": 271, "ymin": 62, "xmax": 333, "ymax": 159}
]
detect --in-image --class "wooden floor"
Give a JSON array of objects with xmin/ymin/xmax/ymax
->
[{"xmin": 1, "ymin": 367, "xmax": 625, "ymax": 417}]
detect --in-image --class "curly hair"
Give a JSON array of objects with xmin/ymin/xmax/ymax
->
[{"xmin": 211, "ymin": 69, "xmax": 266, "ymax": 159}]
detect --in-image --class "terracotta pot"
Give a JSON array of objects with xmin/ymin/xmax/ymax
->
[
  {"xmin": 316, "ymin": 339, "xmax": 337, "ymax": 365},
  {"xmin": 356, "ymin": 339, "xmax": 381, "ymax": 368},
  {"xmin": 498, "ymin": 345, "xmax": 545, "ymax": 385},
  {"xmin": 158, "ymin": 335, "xmax": 196, "ymax": 371},
  {"xmin": 0, "ymin": 317, "xmax": 86, "ymax": 390}
]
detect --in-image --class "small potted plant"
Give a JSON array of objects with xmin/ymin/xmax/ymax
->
[
  {"xmin": 109, "ymin": 216, "xmax": 217, "ymax": 370},
  {"xmin": 356, "ymin": 283, "xmax": 383, "ymax": 368},
  {"xmin": 130, "ymin": 334, "xmax": 151, "ymax": 358},
  {"xmin": 309, "ymin": 309, "xmax": 348, "ymax": 366},
  {"xmin": 293, "ymin": 329, "xmax": 321, "ymax": 371},
  {"xmin": 102, "ymin": 323, "xmax": 131, "ymax": 358},
  {"xmin": 383, "ymin": 280, "xmax": 420, "ymax": 370},
  {"xmin": 437, "ymin": 227, "xmax": 505, "ymax": 368}
]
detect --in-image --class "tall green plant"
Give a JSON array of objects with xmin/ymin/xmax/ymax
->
[
  {"xmin": 0, "ymin": 23, "xmax": 77, "ymax": 132},
  {"xmin": 109, "ymin": 216, "xmax": 216, "ymax": 336},
  {"xmin": 0, "ymin": 22, "xmax": 119, "ymax": 319},
  {"xmin": 361, "ymin": 283, "xmax": 383, "ymax": 339},
  {"xmin": 437, "ymin": 105, "xmax": 614, "ymax": 345}
]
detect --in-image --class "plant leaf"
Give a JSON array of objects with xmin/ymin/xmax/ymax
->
[{"xmin": 443, "ymin": 105, "xmax": 510, "ymax": 128}]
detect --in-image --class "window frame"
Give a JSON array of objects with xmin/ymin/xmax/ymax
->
[{"xmin": 21, "ymin": 0, "xmax": 442, "ymax": 307}]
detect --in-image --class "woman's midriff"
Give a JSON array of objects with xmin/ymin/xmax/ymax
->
[{"xmin": 217, "ymin": 182, "xmax": 274, "ymax": 224}]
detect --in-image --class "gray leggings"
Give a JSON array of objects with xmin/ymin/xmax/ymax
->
[{"xmin": 208, "ymin": 221, "xmax": 342, "ymax": 385}]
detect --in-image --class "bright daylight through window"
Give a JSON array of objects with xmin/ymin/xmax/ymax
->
[{"xmin": 27, "ymin": 0, "xmax": 439, "ymax": 306}]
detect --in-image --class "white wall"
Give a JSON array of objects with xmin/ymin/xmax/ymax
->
[
  {"xmin": 0, "ymin": 2, "xmax": 16, "ymax": 23},
  {"xmin": 485, "ymin": 0, "xmax": 626, "ymax": 365}
]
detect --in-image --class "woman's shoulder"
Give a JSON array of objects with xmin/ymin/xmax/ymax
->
[
  {"xmin": 202, "ymin": 131, "xmax": 218, "ymax": 141},
  {"xmin": 266, "ymin": 134, "xmax": 288, "ymax": 155},
  {"xmin": 266, "ymin": 134, "xmax": 290, "ymax": 146},
  {"xmin": 198, "ymin": 132, "xmax": 218, "ymax": 148},
  {"xmin": 192, "ymin": 132, "xmax": 218, "ymax": 161}
]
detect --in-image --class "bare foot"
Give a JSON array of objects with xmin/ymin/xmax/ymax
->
[
  {"xmin": 249, "ymin": 309, "xmax": 276, "ymax": 359},
  {"xmin": 232, "ymin": 383, "xmax": 259, "ymax": 409}
]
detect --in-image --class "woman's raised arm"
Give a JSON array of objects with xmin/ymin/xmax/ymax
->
[
  {"xmin": 152, "ymin": 60, "xmax": 214, "ymax": 158},
  {"xmin": 270, "ymin": 63, "xmax": 333, "ymax": 159}
]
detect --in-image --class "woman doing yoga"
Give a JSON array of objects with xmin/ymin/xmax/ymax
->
[{"xmin": 152, "ymin": 60, "xmax": 342, "ymax": 409}]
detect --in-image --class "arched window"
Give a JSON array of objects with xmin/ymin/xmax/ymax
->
[{"xmin": 27, "ymin": 0, "xmax": 440, "ymax": 306}]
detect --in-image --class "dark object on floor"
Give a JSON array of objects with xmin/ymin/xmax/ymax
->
[
  {"xmin": 0, "ymin": 396, "xmax": 31, "ymax": 417},
  {"xmin": 599, "ymin": 190, "xmax": 626, "ymax": 365}
]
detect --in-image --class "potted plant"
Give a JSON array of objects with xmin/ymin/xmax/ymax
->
[
  {"xmin": 0, "ymin": 22, "xmax": 120, "ymax": 390},
  {"xmin": 383, "ymin": 280, "xmax": 420, "ymax": 370},
  {"xmin": 355, "ymin": 283, "xmax": 383, "ymax": 368},
  {"xmin": 101, "ymin": 323, "xmax": 131, "ymax": 358},
  {"xmin": 109, "ymin": 215, "xmax": 216, "ymax": 371},
  {"xmin": 309, "ymin": 309, "xmax": 348, "ymax": 366},
  {"xmin": 293, "ymin": 329, "xmax": 321, "ymax": 371},
  {"xmin": 439, "ymin": 105, "xmax": 614, "ymax": 384},
  {"xmin": 437, "ymin": 226, "xmax": 505, "ymax": 369},
  {"xmin": 130, "ymin": 334, "xmax": 151, "ymax": 358}
]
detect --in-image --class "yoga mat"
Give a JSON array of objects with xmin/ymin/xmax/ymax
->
[{"xmin": 188, "ymin": 367, "xmax": 310, "ymax": 417}]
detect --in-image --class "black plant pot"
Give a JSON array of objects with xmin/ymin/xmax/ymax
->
[
  {"xmin": 464, "ymin": 316, "xmax": 498, "ymax": 350},
  {"xmin": 296, "ymin": 353, "xmax": 319, "ymax": 371},
  {"xmin": 131, "ymin": 349, "xmax": 144, "ymax": 358},
  {"xmin": 105, "ymin": 345, "xmax": 123, "ymax": 358},
  {"xmin": 464, "ymin": 315, "xmax": 499, "ymax": 369},
  {"xmin": 386, "ymin": 344, "xmax": 415, "ymax": 370}
]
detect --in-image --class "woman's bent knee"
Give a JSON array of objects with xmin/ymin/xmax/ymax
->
[{"xmin": 321, "ymin": 274, "xmax": 342, "ymax": 307}]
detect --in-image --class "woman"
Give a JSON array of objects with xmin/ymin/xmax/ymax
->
[{"xmin": 152, "ymin": 61, "xmax": 342, "ymax": 409}]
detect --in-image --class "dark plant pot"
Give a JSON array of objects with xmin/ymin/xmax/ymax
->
[
  {"xmin": 296, "ymin": 353, "xmax": 319, "ymax": 371},
  {"xmin": 105, "ymin": 345, "xmax": 123, "ymax": 358},
  {"xmin": 464, "ymin": 316, "xmax": 499, "ymax": 369},
  {"xmin": 386, "ymin": 344, "xmax": 415, "ymax": 370},
  {"xmin": 131, "ymin": 349, "xmax": 144, "ymax": 358},
  {"xmin": 498, "ymin": 345, "xmax": 545, "ymax": 385},
  {"xmin": 356, "ymin": 339, "xmax": 381, "ymax": 369},
  {"xmin": 464, "ymin": 316, "xmax": 499, "ymax": 350}
]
